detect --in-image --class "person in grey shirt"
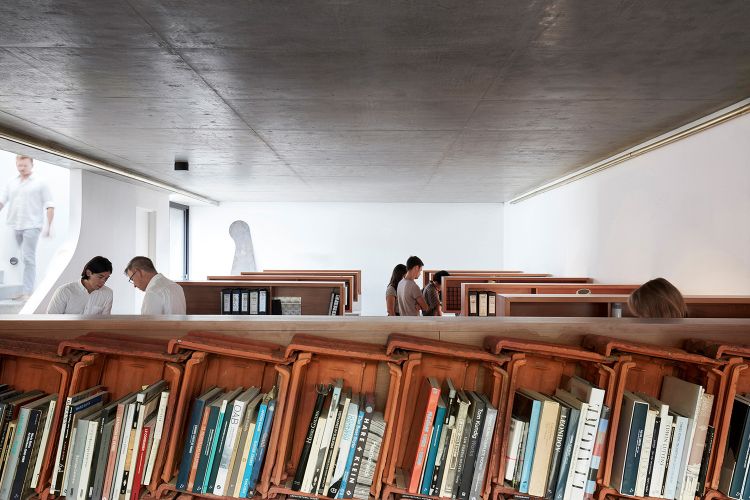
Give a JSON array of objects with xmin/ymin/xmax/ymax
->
[
  {"xmin": 422, "ymin": 270, "xmax": 450, "ymax": 316},
  {"xmin": 397, "ymin": 256, "xmax": 430, "ymax": 316},
  {"xmin": 386, "ymin": 263, "xmax": 407, "ymax": 316}
]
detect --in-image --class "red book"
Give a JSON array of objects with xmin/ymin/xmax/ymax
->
[
  {"xmin": 405, "ymin": 377, "xmax": 441, "ymax": 493},
  {"xmin": 130, "ymin": 424, "xmax": 152, "ymax": 500}
]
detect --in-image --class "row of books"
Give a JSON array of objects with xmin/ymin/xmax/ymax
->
[
  {"xmin": 328, "ymin": 290, "xmax": 342, "ymax": 316},
  {"xmin": 716, "ymin": 393, "xmax": 750, "ymax": 500},
  {"xmin": 0, "ymin": 386, "xmax": 58, "ymax": 500},
  {"xmin": 405, "ymin": 377, "xmax": 498, "ymax": 500},
  {"xmin": 504, "ymin": 376, "xmax": 608, "ymax": 500},
  {"xmin": 612, "ymin": 377, "xmax": 714, "ymax": 500},
  {"xmin": 292, "ymin": 380, "xmax": 385, "ymax": 500},
  {"xmin": 50, "ymin": 380, "xmax": 171, "ymax": 500},
  {"xmin": 221, "ymin": 288, "xmax": 269, "ymax": 315},
  {"xmin": 467, "ymin": 291, "xmax": 496, "ymax": 316},
  {"xmin": 176, "ymin": 385, "xmax": 278, "ymax": 498}
]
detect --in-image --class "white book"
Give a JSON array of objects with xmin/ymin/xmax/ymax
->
[
  {"xmin": 30, "ymin": 397, "xmax": 57, "ymax": 488},
  {"xmin": 565, "ymin": 377, "xmax": 605, "ymax": 500},
  {"xmin": 0, "ymin": 407, "xmax": 30, "ymax": 498},
  {"xmin": 323, "ymin": 391, "xmax": 352, "ymax": 493},
  {"xmin": 61, "ymin": 420, "xmax": 80, "ymax": 494},
  {"xmin": 469, "ymin": 394, "xmax": 498, "ymax": 500},
  {"xmin": 302, "ymin": 415, "xmax": 329, "ymax": 492},
  {"xmin": 505, "ymin": 418, "xmax": 525, "ymax": 482},
  {"xmin": 112, "ymin": 402, "xmax": 136, "ymax": 499},
  {"xmin": 77, "ymin": 417, "xmax": 100, "ymax": 500},
  {"xmin": 143, "ymin": 390, "xmax": 170, "ymax": 485},
  {"xmin": 213, "ymin": 387, "xmax": 259, "ymax": 495},
  {"xmin": 554, "ymin": 388, "xmax": 589, "ymax": 500},
  {"xmin": 125, "ymin": 390, "xmax": 162, "ymax": 498},
  {"xmin": 232, "ymin": 392, "xmax": 264, "ymax": 497},
  {"xmin": 663, "ymin": 412, "xmax": 689, "ymax": 499},
  {"xmin": 328, "ymin": 396, "xmax": 359, "ymax": 495},
  {"xmin": 313, "ymin": 379, "xmax": 343, "ymax": 493},
  {"xmin": 636, "ymin": 393, "xmax": 672, "ymax": 498},
  {"xmin": 635, "ymin": 407, "xmax": 658, "ymax": 496},
  {"xmin": 440, "ymin": 391, "xmax": 471, "ymax": 498}
]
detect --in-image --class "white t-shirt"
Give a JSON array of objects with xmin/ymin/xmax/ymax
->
[
  {"xmin": 141, "ymin": 273, "xmax": 186, "ymax": 315},
  {"xmin": 0, "ymin": 174, "xmax": 54, "ymax": 230},
  {"xmin": 46, "ymin": 281, "xmax": 113, "ymax": 315}
]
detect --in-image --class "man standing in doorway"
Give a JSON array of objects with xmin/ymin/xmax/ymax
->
[
  {"xmin": 0, "ymin": 155, "xmax": 54, "ymax": 300},
  {"xmin": 397, "ymin": 255, "xmax": 430, "ymax": 316},
  {"xmin": 125, "ymin": 256, "xmax": 186, "ymax": 315}
]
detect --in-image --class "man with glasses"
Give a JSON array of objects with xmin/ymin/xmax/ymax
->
[{"xmin": 125, "ymin": 256, "xmax": 186, "ymax": 315}]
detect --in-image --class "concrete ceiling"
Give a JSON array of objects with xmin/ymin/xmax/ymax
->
[{"xmin": 0, "ymin": 1, "xmax": 748, "ymax": 203}]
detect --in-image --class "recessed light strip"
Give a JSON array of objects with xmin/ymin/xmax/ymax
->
[
  {"xmin": 0, "ymin": 128, "xmax": 218, "ymax": 206},
  {"xmin": 509, "ymin": 98, "xmax": 750, "ymax": 205}
]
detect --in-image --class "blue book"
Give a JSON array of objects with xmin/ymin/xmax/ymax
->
[
  {"xmin": 202, "ymin": 395, "xmax": 231, "ymax": 491},
  {"xmin": 337, "ymin": 405, "xmax": 365, "ymax": 499},
  {"xmin": 516, "ymin": 391, "xmax": 541, "ymax": 494},
  {"xmin": 239, "ymin": 397, "xmax": 269, "ymax": 497},
  {"xmin": 248, "ymin": 397, "xmax": 277, "ymax": 492},
  {"xmin": 421, "ymin": 396, "xmax": 447, "ymax": 495},
  {"xmin": 193, "ymin": 399, "xmax": 222, "ymax": 493},
  {"xmin": 176, "ymin": 387, "xmax": 221, "ymax": 491}
]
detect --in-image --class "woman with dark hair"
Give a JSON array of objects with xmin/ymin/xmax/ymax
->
[
  {"xmin": 386, "ymin": 264, "xmax": 407, "ymax": 316},
  {"xmin": 628, "ymin": 277, "xmax": 688, "ymax": 318},
  {"xmin": 47, "ymin": 256, "xmax": 113, "ymax": 314}
]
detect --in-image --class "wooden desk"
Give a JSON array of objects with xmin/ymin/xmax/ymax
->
[
  {"xmin": 209, "ymin": 274, "xmax": 354, "ymax": 313},
  {"xmin": 495, "ymin": 294, "xmax": 750, "ymax": 318},
  {"xmin": 178, "ymin": 280, "xmax": 346, "ymax": 315},
  {"xmin": 458, "ymin": 283, "xmax": 638, "ymax": 315},
  {"xmin": 423, "ymin": 270, "xmax": 545, "ymax": 289},
  {"xmin": 250, "ymin": 270, "xmax": 361, "ymax": 300}
]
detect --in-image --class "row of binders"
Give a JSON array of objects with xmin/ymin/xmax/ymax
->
[
  {"xmin": 612, "ymin": 377, "xmax": 714, "ymax": 500},
  {"xmin": 328, "ymin": 290, "xmax": 342, "ymax": 316},
  {"xmin": 406, "ymin": 377, "xmax": 498, "ymax": 500},
  {"xmin": 467, "ymin": 291, "xmax": 496, "ymax": 317},
  {"xmin": 291, "ymin": 380, "xmax": 385, "ymax": 500},
  {"xmin": 505, "ymin": 377, "xmax": 607, "ymax": 500},
  {"xmin": 0, "ymin": 386, "xmax": 58, "ymax": 500},
  {"xmin": 221, "ymin": 288, "xmax": 269, "ymax": 315},
  {"xmin": 176, "ymin": 385, "xmax": 278, "ymax": 498},
  {"xmin": 50, "ymin": 380, "xmax": 171, "ymax": 500}
]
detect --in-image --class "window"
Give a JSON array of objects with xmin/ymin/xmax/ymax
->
[{"xmin": 169, "ymin": 202, "xmax": 189, "ymax": 280}]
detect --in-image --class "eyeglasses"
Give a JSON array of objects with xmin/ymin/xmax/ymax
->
[{"xmin": 128, "ymin": 270, "xmax": 138, "ymax": 283}]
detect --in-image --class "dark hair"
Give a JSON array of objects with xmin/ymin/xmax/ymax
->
[
  {"xmin": 81, "ymin": 256, "xmax": 113, "ymax": 280},
  {"xmin": 406, "ymin": 255, "xmax": 424, "ymax": 270},
  {"xmin": 432, "ymin": 270, "xmax": 450, "ymax": 284},
  {"xmin": 388, "ymin": 264, "xmax": 407, "ymax": 289},
  {"xmin": 628, "ymin": 277, "xmax": 688, "ymax": 319},
  {"xmin": 125, "ymin": 256, "xmax": 157, "ymax": 274}
]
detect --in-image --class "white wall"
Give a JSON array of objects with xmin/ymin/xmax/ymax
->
[
  {"xmin": 504, "ymin": 111, "xmax": 750, "ymax": 294},
  {"xmin": 190, "ymin": 202, "xmax": 504, "ymax": 315},
  {"xmin": 28, "ymin": 169, "xmax": 171, "ymax": 314},
  {"xmin": 0, "ymin": 151, "xmax": 70, "ymax": 289}
]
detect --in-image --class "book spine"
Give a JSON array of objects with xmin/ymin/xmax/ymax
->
[
  {"xmin": 469, "ymin": 401, "xmax": 497, "ymax": 500},
  {"xmin": 458, "ymin": 396, "xmax": 486, "ymax": 500},
  {"xmin": 76, "ymin": 420, "xmax": 99, "ymax": 500},
  {"xmin": 248, "ymin": 398, "xmax": 277, "ymax": 493},
  {"xmin": 420, "ymin": 404, "xmax": 446, "ymax": 495},
  {"xmin": 584, "ymin": 406, "xmax": 610, "ymax": 499},
  {"xmin": 313, "ymin": 384, "xmax": 343, "ymax": 492},
  {"xmin": 621, "ymin": 402, "xmax": 648, "ymax": 496},
  {"xmin": 92, "ymin": 420, "xmax": 116, "ymax": 500},
  {"xmin": 681, "ymin": 394, "xmax": 714, "ymax": 500},
  {"xmin": 554, "ymin": 408, "xmax": 580, "ymax": 500},
  {"xmin": 442, "ymin": 402, "xmax": 469, "ymax": 497},
  {"xmin": 206, "ymin": 404, "xmax": 232, "ymax": 494},
  {"xmin": 176, "ymin": 397, "xmax": 205, "ymax": 489},
  {"xmin": 344, "ymin": 401, "xmax": 373, "ymax": 499},
  {"xmin": 0, "ymin": 408, "xmax": 29, "ymax": 499},
  {"xmin": 101, "ymin": 404, "xmax": 125, "ymax": 500},
  {"xmin": 664, "ymin": 417, "xmax": 688, "ymax": 499},
  {"xmin": 408, "ymin": 386, "xmax": 440, "ymax": 493},
  {"xmin": 50, "ymin": 397, "xmax": 74, "ymax": 493},
  {"xmin": 192, "ymin": 406, "xmax": 219, "ymax": 494},
  {"xmin": 650, "ymin": 415, "xmax": 674, "ymax": 498},
  {"xmin": 320, "ymin": 399, "xmax": 346, "ymax": 494},
  {"xmin": 239, "ymin": 401, "xmax": 268, "ymax": 497},
  {"xmin": 188, "ymin": 407, "xmax": 211, "ymax": 493},
  {"xmin": 697, "ymin": 425, "xmax": 714, "ymax": 497},
  {"xmin": 9, "ymin": 407, "xmax": 41, "ymax": 500},
  {"xmin": 519, "ymin": 401, "xmax": 541, "ymax": 494},
  {"xmin": 30, "ymin": 398, "xmax": 56, "ymax": 489},
  {"xmin": 643, "ymin": 415, "xmax": 661, "ymax": 497},
  {"xmin": 292, "ymin": 390, "xmax": 328, "ymax": 491},
  {"xmin": 430, "ymin": 424, "xmax": 453, "ymax": 495},
  {"xmin": 327, "ymin": 402, "xmax": 359, "ymax": 498},
  {"xmin": 547, "ymin": 406, "xmax": 571, "ymax": 499},
  {"xmin": 129, "ymin": 425, "xmax": 151, "ymax": 500},
  {"xmin": 337, "ymin": 407, "xmax": 365, "ymax": 499},
  {"xmin": 214, "ymin": 398, "xmax": 247, "ymax": 495}
]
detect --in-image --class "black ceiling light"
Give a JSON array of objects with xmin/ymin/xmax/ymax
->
[{"xmin": 174, "ymin": 160, "xmax": 189, "ymax": 171}]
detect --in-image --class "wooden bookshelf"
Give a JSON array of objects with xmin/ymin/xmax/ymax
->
[
  {"xmin": 441, "ymin": 276, "xmax": 593, "ymax": 314},
  {"xmin": 459, "ymin": 283, "xmax": 639, "ymax": 315},
  {"xmin": 494, "ymin": 294, "xmax": 750, "ymax": 318},
  {"xmin": 178, "ymin": 280, "xmax": 346, "ymax": 316},
  {"xmin": 256, "ymin": 270, "xmax": 362, "ymax": 301},
  {"xmin": 208, "ymin": 275, "xmax": 355, "ymax": 313},
  {"xmin": 424, "ymin": 271, "xmax": 546, "ymax": 289}
]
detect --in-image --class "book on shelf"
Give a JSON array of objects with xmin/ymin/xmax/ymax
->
[
  {"xmin": 610, "ymin": 391, "xmax": 648, "ymax": 496},
  {"xmin": 718, "ymin": 395, "xmax": 750, "ymax": 500}
]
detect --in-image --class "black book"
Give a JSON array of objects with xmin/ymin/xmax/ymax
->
[
  {"xmin": 9, "ymin": 404, "xmax": 44, "ymax": 500},
  {"xmin": 452, "ymin": 393, "xmax": 473, "ymax": 498},
  {"xmin": 697, "ymin": 425, "xmax": 715, "ymax": 495},
  {"xmin": 176, "ymin": 387, "xmax": 221, "ymax": 490},
  {"xmin": 457, "ymin": 391, "xmax": 486, "ymax": 500},
  {"xmin": 344, "ymin": 394, "xmax": 375, "ymax": 499},
  {"xmin": 292, "ymin": 384, "xmax": 331, "ymax": 491},
  {"xmin": 431, "ymin": 379, "xmax": 458, "ymax": 495},
  {"xmin": 192, "ymin": 395, "xmax": 224, "ymax": 493},
  {"xmin": 614, "ymin": 393, "xmax": 648, "ymax": 496},
  {"xmin": 545, "ymin": 404, "xmax": 570, "ymax": 499},
  {"xmin": 643, "ymin": 414, "xmax": 661, "ymax": 495},
  {"xmin": 206, "ymin": 387, "xmax": 243, "ymax": 494},
  {"xmin": 553, "ymin": 401, "xmax": 580, "ymax": 500}
]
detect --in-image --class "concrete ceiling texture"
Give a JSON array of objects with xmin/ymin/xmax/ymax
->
[{"xmin": 0, "ymin": 1, "xmax": 748, "ymax": 203}]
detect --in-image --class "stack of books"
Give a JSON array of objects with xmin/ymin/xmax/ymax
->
[
  {"xmin": 176, "ymin": 385, "xmax": 278, "ymax": 498},
  {"xmin": 404, "ymin": 377, "xmax": 498, "ymax": 500},
  {"xmin": 504, "ymin": 376, "xmax": 608, "ymax": 500},
  {"xmin": 291, "ymin": 379, "xmax": 385, "ymax": 500},
  {"xmin": 221, "ymin": 288, "xmax": 269, "ymax": 315},
  {"xmin": 49, "ymin": 379, "xmax": 171, "ymax": 499},
  {"xmin": 611, "ymin": 376, "xmax": 714, "ymax": 500},
  {"xmin": 0, "ymin": 385, "xmax": 57, "ymax": 499}
]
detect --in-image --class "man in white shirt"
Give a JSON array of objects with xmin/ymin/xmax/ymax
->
[
  {"xmin": 125, "ymin": 256, "xmax": 186, "ymax": 315},
  {"xmin": 0, "ymin": 155, "xmax": 54, "ymax": 299}
]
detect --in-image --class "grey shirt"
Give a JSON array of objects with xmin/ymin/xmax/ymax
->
[
  {"xmin": 422, "ymin": 282, "xmax": 440, "ymax": 316},
  {"xmin": 397, "ymin": 278, "xmax": 422, "ymax": 316},
  {"xmin": 386, "ymin": 284, "xmax": 399, "ymax": 315}
]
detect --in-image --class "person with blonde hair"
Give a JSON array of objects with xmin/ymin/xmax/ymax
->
[{"xmin": 628, "ymin": 277, "xmax": 688, "ymax": 318}]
